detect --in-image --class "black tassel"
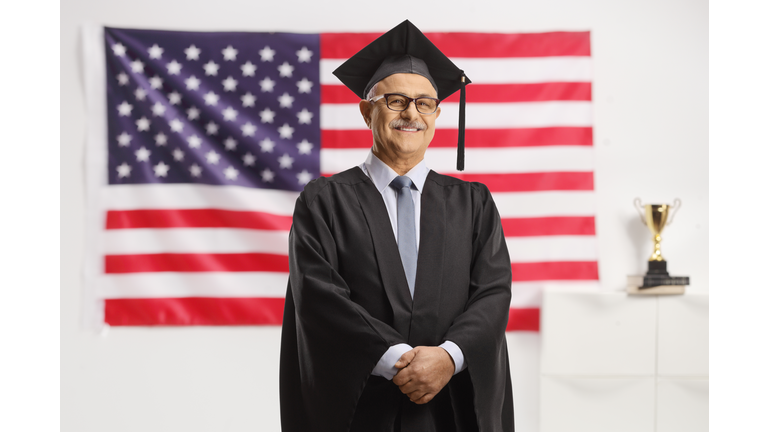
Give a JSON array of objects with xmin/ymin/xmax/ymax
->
[{"xmin": 457, "ymin": 74, "xmax": 466, "ymax": 171}]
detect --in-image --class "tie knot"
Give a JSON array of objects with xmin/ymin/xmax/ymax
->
[{"xmin": 390, "ymin": 176, "xmax": 413, "ymax": 191}]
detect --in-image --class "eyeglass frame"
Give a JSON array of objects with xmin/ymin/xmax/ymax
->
[{"xmin": 368, "ymin": 93, "xmax": 441, "ymax": 115}]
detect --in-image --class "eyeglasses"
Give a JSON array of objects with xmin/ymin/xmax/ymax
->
[{"xmin": 368, "ymin": 93, "xmax": 440, "ymax": 115}]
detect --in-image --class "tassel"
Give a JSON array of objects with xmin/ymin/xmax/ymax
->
[{"xmin": 457, "ymin": 74, "xmax": 466, "ymax": 171}]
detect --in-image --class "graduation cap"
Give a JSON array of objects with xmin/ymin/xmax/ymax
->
[{"xmin": 332, "ymin": 20, "xmax": 471, "ymax": 171}]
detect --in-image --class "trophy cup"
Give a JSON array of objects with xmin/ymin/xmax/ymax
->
[{"xmin": 628, "ymin": 198, "xmax": 690, "ymax": 293}]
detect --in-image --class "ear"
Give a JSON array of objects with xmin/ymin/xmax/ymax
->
[
  {"xmin": 359, "ymin": 100, "xmax": 372, "ymax": 129},
  {"xmin": 434, "ymin": 106, "xmax": 441, "ymax": 121}
]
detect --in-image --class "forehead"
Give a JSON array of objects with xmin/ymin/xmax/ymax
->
[{"xmin": 376, "ymin": 73, "xmax": 438, "ymax": 98}]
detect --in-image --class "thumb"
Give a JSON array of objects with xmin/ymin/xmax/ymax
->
[{"xmin": 394, "ymin": 350, "xmax": 416, "ymax": 369}]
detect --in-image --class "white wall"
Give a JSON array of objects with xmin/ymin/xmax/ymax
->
[{"xmin": 61, "ymin": 1, "xmax": 708, "ymax": 431}]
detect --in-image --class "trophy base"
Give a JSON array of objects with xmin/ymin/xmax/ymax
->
[
  {"xmin": 647, "ymin": 260, "xmax": 670, "ymax": 277},
  {"xmin": 628, "ymin": 274, "xmax": 690, "ymax": 290}
]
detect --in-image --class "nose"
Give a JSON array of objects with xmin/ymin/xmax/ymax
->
[{"xmin": 400, "ymin": 100, "xmax": 420, "ymax": 119}]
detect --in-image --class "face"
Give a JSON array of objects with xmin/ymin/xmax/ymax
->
[{"xmin": 359, "ymin": 73, "xmax": 441, "ymax": 167}]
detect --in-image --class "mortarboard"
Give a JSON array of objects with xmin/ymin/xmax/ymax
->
[{"xmin": 332, "ymin": 20, "xmax": 471, "ymax": 171}]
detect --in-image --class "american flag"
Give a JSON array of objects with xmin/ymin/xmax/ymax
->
[{"xmin": 83, "ymin": 26, "xmax": 598, "ymax": 331}]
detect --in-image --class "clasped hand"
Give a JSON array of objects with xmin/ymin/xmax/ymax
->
[{"xmin": 392, "ymin": 346, "xmax": 455, "ymax": 404}]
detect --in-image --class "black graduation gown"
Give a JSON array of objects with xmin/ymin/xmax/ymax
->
[{"xmin": 279, "ymin": 167, "xmax": 514, "ymax": 432}]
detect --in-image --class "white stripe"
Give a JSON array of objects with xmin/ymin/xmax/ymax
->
[
  {"xmin": 321, "ymin": 146, "xmax": 594, "ymax": 174},
  {"xmin": 493, "ymin": 191, "xmax": 596, "ymax": 218},
  {"xmin": 506, "ymin": 236, "xmax": 598, "ymax": 263},
  {"xmin": 320, "ymin": 101, "xmax": 593, "ymax": 129},
  {"xmin": 98, "ymin": 272, "xmax": 289, "ymax": 299},
  {"xmin": 103, "ymin": 228, "xmax": 289, "ymax": 255},
  {"xmin": 101, "ymin": 184, "xmax": 300, "ymax": 213},
  {"xmin": 321, "ymin": 57, "xmax": 592, "ymax": 85},
  {"xmin": 509, "ymin": 281, "xmax": 601, "ymax": 308}
]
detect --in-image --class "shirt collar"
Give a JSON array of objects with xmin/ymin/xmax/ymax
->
[{"xmin": 364, "ymin": 150, "xmax": 429, "ymax": 193}]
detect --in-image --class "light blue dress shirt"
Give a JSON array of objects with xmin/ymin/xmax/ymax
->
[{"xmin": 359, "ymin": 151, "xmax": 467, "ymax": 380}]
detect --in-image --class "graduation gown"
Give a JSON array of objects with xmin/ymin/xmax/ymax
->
[{"xmin": 279, "ymin": 167, "xmax": 514, "ymax": 432}]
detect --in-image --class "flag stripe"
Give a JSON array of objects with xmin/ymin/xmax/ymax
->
[
  {"xmin": 320, "ymin": 127, "xmax": 594, "ymax": 149},
  {"xmin": 501, "ymin": 216, "xmax": 596, "ymax": 236},
  {"xmin": 494, "ymin": 191, "xmax": 596, "ymax": 218},
  {"xmin": 507, "ymin": 236, "xmax": 597, "ymax": 263},
  {"xmin": 104, "ymin": 297, "xmax": 285, "ymax": 326},
  {"xmin": 507, "ymin": 308, "xmax": 540, "ymax": 331},
  {"xmin": 321, "ymin": 82, "xmax": 592, "ymax": 104},
  {"xmin": 100, "ymin": 272, "xmax": 289, "ymax": 298},
  {"xmin": 104, "ymin": 253, "xmax": 290, "ymax": 273},
  {"xmin": 103, "ymin": 228, "xmax": 289, "ymax": 254},
  {"xmin": 106, "ymin": 209, "xmax": 294, "ymax": 230},
  {"xmin": 451, "ymin": 172, "xmax": 593, "ymax": 192},
  {"xmin": 510, "ymin": 261, "xmax": 599, "ymax": 281},
  {"xmin": 320, "ymin": 31, "xmax": 591, "ymax": 58}
]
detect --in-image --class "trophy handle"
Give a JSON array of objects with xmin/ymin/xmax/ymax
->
[
  {"xmin": 667, "ymin": 198, "xmax": 682, "ymax": 225},
  {"xmin": 633, "ymin": 198, "xmax": 647, "ymax": 226}
]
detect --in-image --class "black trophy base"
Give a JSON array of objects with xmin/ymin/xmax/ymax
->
[
  {"xmin": 647, "ymin": 260, "xmax": 669, "ymax": 277},
  {"xmin": 632, "ymin": 260, "xmax": 690, "ymax": 289}
]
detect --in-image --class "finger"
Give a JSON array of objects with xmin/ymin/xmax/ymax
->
[
  {"xmin": 394, "ymin": 350, "xmax": 416, "ymax": 369},
  {"xmin": 408, "ymin": 390, "xmax": 427, "ymax": 402},
  {"xmin": 413, "ymin": 393, "xmax": 434, "ymax": 405},
  {"xmin": 392, "ymin": 371, "xmax": 410, "ymax": 387}
]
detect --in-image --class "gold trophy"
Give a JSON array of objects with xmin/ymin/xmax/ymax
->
[{"xmin": 629, "ymin": 198, "xmax": 689, "ymax": 292}]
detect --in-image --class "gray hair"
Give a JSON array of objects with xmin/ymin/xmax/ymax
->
[{"xmin": 365, "ymin": 82, "xmax": 380, "ymax": 101}]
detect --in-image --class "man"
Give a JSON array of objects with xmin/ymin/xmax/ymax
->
[{"xmin": 280, "ymin": 20, "xmax": 514, "ymax": 432}]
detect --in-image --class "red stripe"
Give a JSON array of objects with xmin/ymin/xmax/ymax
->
[
  {"xmin": 510, "ymin": 261, "xmax": 599, "ymax": 281},
  {"xmin": 321, "ymin": 83, "xmax": 592, "ymax": 104},
  {"xmin": 104, "ymin": 297, "xmax": 285, "ymax": 326},
  {"xmin": 106, "ymin": 209, "xmax": 293, "ymax": 230},
  {"xmin": 451, "ymin": 172, "xmax": 593, "ymax": 192},
  {"xmin": 321, "ymin": 127, "xmax": 593, "ymax": 149},
  {"xmin": 321, "ymin": 31, "xmax": 591, "ymax": 58},
  {"xmin": 104, "ymin": 253, "xmax": 289, "ymax": 273},
  {"xmin": 501, "ymin": 217, "xmax": 596, "ymax": 237},
  {"xmin": 506, "ymin": 308, "xmax": 540, "ymax": 331}
]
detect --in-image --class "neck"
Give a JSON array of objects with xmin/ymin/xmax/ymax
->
[{"xmin": 372, "ymin": 149, "xmax": 424, "ymax": 176}]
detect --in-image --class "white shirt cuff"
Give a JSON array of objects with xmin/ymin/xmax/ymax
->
[
  {"xmin": 371, "ymin": 343, "xmax": 413, "ymax": 380},
  {"xmin": 439, "ymin": 340, "xmax": 466, "ymax": 375}
]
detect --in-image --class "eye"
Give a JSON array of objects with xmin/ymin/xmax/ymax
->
[{"xmin": 388, "ymin": 96, "xmax": 407, "ymax": 106}]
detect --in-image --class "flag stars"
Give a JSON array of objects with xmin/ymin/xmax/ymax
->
[
  {"xmin": 261, "ymin": 168, "xmax": 275, "ymax": 183},
  {"xmin": 154, "ymin": 132, "xmax": 168, "ymax": 146},
  {"xmin": 167, "ymin": 60, "xmax": 182, "ymax": 75},
  {"xmin": 296, "ymin": 47, "xmax": 313, "ymax": 63},
  {"xmin": 278, "ymin": 153, "xmax": 295, "ymax": 169},
  {"xmin": 130, "ymin": 59, "xmax": 144, "ymax": 73},
  {"xmin": 112, "ymin": 43, "xmax": 127, "ymax": 56},
  {"xmin": 148, "ymin": 44, "xmax": 163, "ymax": 59},
  {"xmin": 241, "ymin": 61, "xmax": 257, "ymax": 76},
  {"xmin": 241, "ymin": 92, "xmax": 256, "ymax": 107},
  {"xmin": 224, "ymin": 166, "xmax": 239, "ymax": 180},
  {"xmin": 297, "ymin": 170, "xmax": 313, "ymax": 185},
  {"xmin": 297, "ymin": 139, "xmax": 313, "ymax": 155},
  {"xmin": 206, "ymin": 150, "xmax": 221, "ymax": 164},
  {"xmin": 136, "ymin": 117, "xmax": 151, "ymax": 131},
  {"xmin": 205, "ymin": 122, "xmax": 219, "ymax": 135},
  {"xmin": 204, "ymin": 60, "xmax": 220, "ymax": 76},
  {"xmin": 224, "ymin": 137, "xmax": 238, "ymax": 151},
  {"xmin": 204, "ymin": 91, "xmax": 220, "ymax": 106},
  {"xmin": 278, "ymin": 123, "xmax": 295, "ymax": 139},
  {"xmin": 185, "ymin": 76, "xmax": 201, "ymax": 90},
  {"xmin": 173, "ymin": 148, "xmax": 184, "ymax": 161},
  {"xmin": 222, "ymin": 106, "xmax": 238, "ymax": 122},
  {"xmin": 151, "ymin": 102, "xmax": 166, "ymax": 117},
  {"xmin": 190, "ymin": 164, "xmax": 202, "ymax": 177},
  {"xmin": 187, "ymin": 107, "xmax": 200, "ymax": 120},
  {"xmin": 169, "ymin": 118, "xmax": 184, "ymax": 132},
  {"xmin": 297, "ymin": 108, "xmax": 313, "ymax": 124},
  {"xmin": 259, "ymin": 138, "xmax": 275, "ymax": 153},
  {"xmin": 222, "ymin": 76, "xmax": 238, "ymax": 92},
  {"xmin": 187, "ymin": 135, "xmax": 202, "ymax": 148},
  {"xmin": 297, "ymin": 78, "xmax": 313, "ymax": 94},
  {"xmin": 278, "ymin": 62, "xmax": 294, "ymax": 78},
  {"xmin": 260, "ymin": 77, "xmax": 276, "ymax": 92},
  {"xmin": 185, "ymin": 45, "xmax": 201, "ymax": 60},
  {"xmin": 135, "ymin": 146, "xmax": 151, "ymax": 162},
  {"xmin": 117, "ymin": 101, "xmax": 133, "ymax": 116},
  {"xmin": 116, "ymin": 162, "xmax": 132, "ymax": 178},
  {"xmin": 168, "ymin": 92, "xmax": 182, "ymax": 105},
  {"xmin": 259, "ymin": 108, "xmax": 275, "ymax": 123},
  {"xmin": 134, "ymin": 88, "xmax": 147, "ymax": 101},
  {"xmin": 241, "ymin": 122, "xmax": 257, "ymax": 137},
  {"xmin": 117, "ymin": 132, "xmax": 132, "ymax": 146},
  {"xmin": 278, "ymin": 93, "xmax": 295, "ymax": 108},
  {"xmin": 222, "ymin": 45, "xmax": 238, "ymax": 61},
  {"xmin": 260, "ymin": 46, "xmax": 276, "ymax": 62},
  {"xmin": 153, "ymin": 161, "xmax": 170, "ymax": 177},
  {"xmin": 149, "ymin": 76, "xmax": 163, "ymax": 89},
  {"xmin": 116, "ymin": 73, "xmax": 129, "ymax": 86},
  {"xmin": 242, "ymin": 152, "xmax": 256, "ymax": 166}
]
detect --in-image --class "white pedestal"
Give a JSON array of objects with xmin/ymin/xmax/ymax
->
[{"xmin": 540, "ymin": 290, "xmax": 708, "ymax": 432}]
